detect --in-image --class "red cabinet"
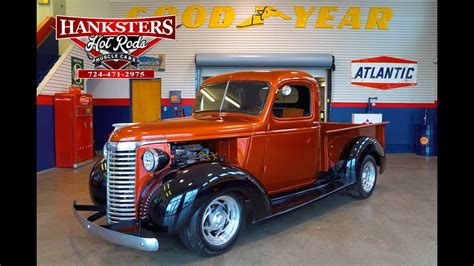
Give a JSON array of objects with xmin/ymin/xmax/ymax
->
[{"xmin": 54, "ymin": 89, "xmax": 94, "ymax": 168}]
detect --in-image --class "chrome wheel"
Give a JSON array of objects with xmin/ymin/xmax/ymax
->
[
  {"xmin": 201, "ymin": 195, "xmax": 241, "ymax": 246},
  {"xmin": 361, "ymin": 160, "xmax": 376, "ymax": 192}
]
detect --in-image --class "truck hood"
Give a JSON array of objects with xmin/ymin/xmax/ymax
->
[{"xmin": 109, "ymin": 113, "xmax": 260, "ymax": 142}]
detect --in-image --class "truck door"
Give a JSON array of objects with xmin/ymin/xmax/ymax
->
[{"xmin": 263, "ymin": 81, "xmax": 320, "ymax": 195}]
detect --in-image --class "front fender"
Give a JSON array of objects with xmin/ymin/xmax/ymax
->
[
  {"xmin": 339, "ymin": 136, "xmax": 386, "ymax": 183},
  {"xmin": 145, "ymin": 162, "xmax": 271, "ymax": 234},
  {"xmin": 89, "ymin": 158, "xmax": 107, "ymax": 205}
]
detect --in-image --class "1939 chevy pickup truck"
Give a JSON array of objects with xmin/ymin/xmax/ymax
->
[{"xmin": 73, "ymin": 70, "xmax": 388, "ymax": 256}]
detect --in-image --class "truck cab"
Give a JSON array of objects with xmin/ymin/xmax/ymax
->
[{"xmin": 74, "ymin": 70, "xmax": 388, "ymax": 256}]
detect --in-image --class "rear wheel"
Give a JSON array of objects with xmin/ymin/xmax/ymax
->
[
  {"xmin": 179, "ymin": 192, "xmax": 244, "ymax": 256},
  {"xmin": 347, "ymin": 155, "xmax": 378, "ymax": 199}
]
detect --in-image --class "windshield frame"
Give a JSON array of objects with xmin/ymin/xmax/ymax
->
[{"xmin": 194, "ymin": 80, "xmax": 271, "ymax": 116}]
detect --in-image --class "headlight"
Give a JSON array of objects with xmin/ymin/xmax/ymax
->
[
  {"xmin": 103, "ymin": 144, "xmax": 108, "ymax": 159},
  {"xmin": 143, "ymin": 149, "xmax": 158, "ymax": 171},
  {"xmin": 142, "ymin": 149, "xmax": 170, "ymax": 172}
]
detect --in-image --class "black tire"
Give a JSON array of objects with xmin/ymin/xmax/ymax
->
[
  {"xmin": 347, "ymin": 155, "xmax": 378, "ymax": 199},
  {"xmin": 179, "ymin": 192, "xmax": 244, "ymax": 256}
]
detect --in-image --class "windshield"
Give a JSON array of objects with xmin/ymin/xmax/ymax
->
[{"xmin": 194, "ymin": 81, "xmax": 270, "ymax": 115}]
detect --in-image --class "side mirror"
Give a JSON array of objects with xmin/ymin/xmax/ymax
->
[{"xmin": 281, "ymin": 85, "xmax": 292, "ymax": 96}]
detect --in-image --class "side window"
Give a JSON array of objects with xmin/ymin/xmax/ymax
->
[{"xmin": 272, "ymin": 85, "xmax": 311, "ymax": 118}]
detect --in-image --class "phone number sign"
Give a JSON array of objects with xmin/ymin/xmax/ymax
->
[{"xmin": 77, "ymin": 70, "xmax": 155, "ymax": 79}]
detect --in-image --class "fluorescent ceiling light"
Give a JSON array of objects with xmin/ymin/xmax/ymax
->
[
  {"xmin": 225, "ymin": 96, "xmax": 240, "ymax": 108},
  {"xmin": 201, "ymin": 90, "xmax": 215, "ymax": 102}
]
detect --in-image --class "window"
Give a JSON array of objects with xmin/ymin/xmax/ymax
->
[
  {"xmin": 196, "ymin": 82, "xmax": 227, "ymax": 112},
  {"xmin": 272, "ymin": 85, "xmax": 311, "ymax": 118},
  {"xmin": 195, "ymin": 81, "xmax": 270, "ymax": 115}
]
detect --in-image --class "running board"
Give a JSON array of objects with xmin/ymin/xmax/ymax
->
[{"xmin": 254, "ymin": 180, "xmax": 355, "ymax": 223}]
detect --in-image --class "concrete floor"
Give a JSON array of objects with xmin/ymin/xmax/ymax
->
[{"xmin": 37, "ymin": 154, "xmax": 437, "ymax": 265}]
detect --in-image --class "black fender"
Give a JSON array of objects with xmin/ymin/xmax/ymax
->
[
  {"xmin": 89, "ymin": 158, "xmax": 107, "ymax": 205},
  {"xmin": 338, "ymin": 136, "xmax": 386, "ymax": 183},
  {"xmin": 144, "ymin": 162, "xmax": 271, "ymax": 234}
]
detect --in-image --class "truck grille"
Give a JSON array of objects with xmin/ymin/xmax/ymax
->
[{"xmin": 106, "ymin": 142, "xmax": 137, "ymax": 223}]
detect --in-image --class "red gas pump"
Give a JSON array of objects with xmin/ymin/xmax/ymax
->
[{"xmin": 54, "ymin": 86, "xmax": 94, "ymax": 168}]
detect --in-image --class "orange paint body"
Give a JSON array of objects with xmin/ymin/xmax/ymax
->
[{"xmin": 110, "ymin": 70, "xmax": 388, "ymax": 211}]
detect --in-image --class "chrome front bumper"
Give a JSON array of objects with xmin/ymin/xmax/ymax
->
[{"xmin": 72, "ymin": 201, "xmax": 159, "ymax": 252}]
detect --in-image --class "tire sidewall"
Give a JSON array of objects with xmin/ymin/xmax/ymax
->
[
  {"xmin": 196, "ymin": 192, "xmax": 244, "ymax": 253},
  {"xmin": 356, "ymin": 155, "xmax": 378, "ymax": 198}
]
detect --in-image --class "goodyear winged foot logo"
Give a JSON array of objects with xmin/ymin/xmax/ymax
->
[
  {"xmin": 237, "ymin": 6, "xmax": 291, "ymax": 28},
  {"xmin": 55, "ymin": 15, "xmax": 176, "ymax": 70}
]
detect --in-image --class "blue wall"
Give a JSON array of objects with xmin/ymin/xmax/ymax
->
[
  {"xmin": 92, "ymin": 104, "xmax": 192, "ymax": 150},
  {"xmin": 38, "ymin": 100, "xmax": 435, "ymax": 172},
  {"xmin": 330, "ymin": 107, "xmax": 438, "ymax": 153},
  {"xmin": 161, "ymin": 104, "xmax": 439, "ymax": 153},
  {"xmin": 37, "ymin": 32, "xmax": 59, "ymax": 171},
  {"xmin": 37, "ymin": 33, "xmax": 58, "ymax": 86},
  {"xmin": 37, "ymin": 105, "xmax": 55, "ymax": 171},
  {"xmin": 93, "ymin": 106, "xmax": 131, "ymax": 150},
  {"xmin": 161, "ymin": 105, "xmax": 193, "ymax": 119}
]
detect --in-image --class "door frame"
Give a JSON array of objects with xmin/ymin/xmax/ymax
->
[
  {"xmin": 263, "ymin": 79, "xmax": 320, "ymax": 194},
  {"xmin": 129, "ymin": 78, "xmax": 162, "ymax": 122}
]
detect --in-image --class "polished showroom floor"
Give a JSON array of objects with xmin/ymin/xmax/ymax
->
[{"xmin": 37, "ymin": 154, "xmax": 436, "ymax": 265}]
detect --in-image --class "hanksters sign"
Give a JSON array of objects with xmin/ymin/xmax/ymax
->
[
  {"xmin": 56, "ymin": 15, "xmax": 176, "ymax": 70},
  {"xmin": 351, "ymin": 56, "xmax": 418, "ymax": 90},
  {"xmin": 127, "ymin": 5, "xmax": 393, "ymax": 30}
]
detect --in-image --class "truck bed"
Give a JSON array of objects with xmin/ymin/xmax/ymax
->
[{"xmin": 320, "ymin": 122, "xmax": 388, "ymax": 172}]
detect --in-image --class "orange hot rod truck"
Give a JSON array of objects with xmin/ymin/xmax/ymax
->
[{"xmin": 73, "ymin": 70, "xmax": 388, "ymax": 256}]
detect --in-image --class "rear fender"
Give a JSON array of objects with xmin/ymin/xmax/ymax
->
[
  {"xmin": 144, "ymin": 162, "xmax": 271, "ymax": 234},
  {"xmin": 338, "ymin": 137, "xmax": 386, "ymax": 183}
]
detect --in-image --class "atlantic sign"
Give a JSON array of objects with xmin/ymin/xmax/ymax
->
[{"xmin": 351, "ymin": 56, "xmax": 418, "ymax": 90}]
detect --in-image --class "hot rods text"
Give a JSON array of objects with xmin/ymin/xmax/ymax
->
[{"xmin": 85, "ymin": 35, "xmax": 147, "ymax": 54}]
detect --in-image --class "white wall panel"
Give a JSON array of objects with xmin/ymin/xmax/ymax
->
[
  {"xmin": 87, "ymin": 79, "xmax": 130, "ymax": 99},
  {"xmin": 39, "ymin": 45, "xmax": 94, "ymax": 95},
  {"xmin": 104, "ymin": 0, "xmax": 437, "ymax": 103}
]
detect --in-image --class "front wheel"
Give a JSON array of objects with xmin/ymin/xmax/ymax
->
[
  {"xmin": 179, "ymin": 193, "xmax": 244, "ymax": 256},
  {"xmin": 347, "ymin": 155, "xmax": 378, "ymax": 199}
]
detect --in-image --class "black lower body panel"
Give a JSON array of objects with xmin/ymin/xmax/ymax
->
[{"xmin": 254, "ymin": 179, "xmax": 355, "ymax": 223}]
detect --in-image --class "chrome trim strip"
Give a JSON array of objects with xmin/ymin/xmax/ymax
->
[
  {"xmin": 106, "ymin": 147, "xmax": 111, "ymax": 223},
  {"xmin": 104, "ymin": 140, "xmax": 168, "ymax": 223},
  {"xmin": 112, "ymin": 123, "xmax": 138, "ymax": 131},
  {"xmin": 72, "ymin": 202, "xmax": 159, "ymax": 252},
  {"xmin": 107, "ymin": 180, "xmax": 135, "ymax": 184},
  {"xmin": 109, "ymin": 204, "xmax": 135, "ymax": 208},
  {"xmin": 107, "ymin": 177, "xmax": 135, "ymax": 180},
  {"xmin": 105, "ymin": 142, "xmax": 137, "ymax": 223},
  {"xmin": 136, "ymin": 139, "xmax": 169, "ymax": 146}
]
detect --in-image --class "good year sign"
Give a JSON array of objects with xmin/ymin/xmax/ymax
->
[{"xmin": 351, "ymin": 56, "xmax": 418, "ymax": 90}]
